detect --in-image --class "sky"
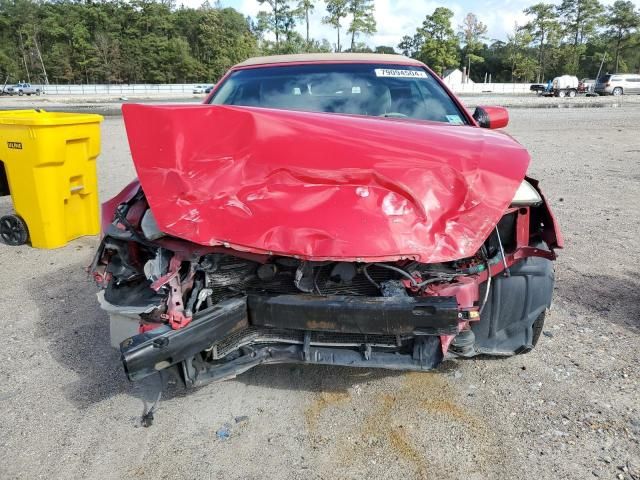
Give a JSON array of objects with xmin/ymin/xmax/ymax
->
[{"xmin": 184, "ymin": 0, "xmax": 640, "ymax": 50}]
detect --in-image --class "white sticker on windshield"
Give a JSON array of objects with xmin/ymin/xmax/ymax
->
[
  {"xmin": 374, "ymin": 68, "xmax": 428, "ymax": 78},
  {"xmin": 446, "ymin": 115, "xmax": 464, "ymax": 125}
]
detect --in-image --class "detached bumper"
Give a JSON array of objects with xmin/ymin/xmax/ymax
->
[{"xmin": 120, "ymin": 294, "xmax": 459, "ymax": 384}]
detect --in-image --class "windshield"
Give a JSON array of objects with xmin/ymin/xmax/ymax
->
[{"xmin": 209, "ymin": 63, "xmax": 468, "ymax": 125}]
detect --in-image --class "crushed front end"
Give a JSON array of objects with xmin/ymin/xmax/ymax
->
[{"xmin": 91, "ymin": 180, "xmax": 561, "ymax": 388}]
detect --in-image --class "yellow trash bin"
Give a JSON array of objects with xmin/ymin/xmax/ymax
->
[{"xmin": 0, "ymin": 109, "xmax": 103, "ymax": 248}]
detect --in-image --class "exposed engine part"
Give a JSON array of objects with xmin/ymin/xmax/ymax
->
[
  {"xmin": 294, "ymin": 262, "xmax": 315, "ymax": 293},
  {"xmin": 450, "ymin": 328, "xmax": 476, "ymax": 356},
  {"xmin": 380, "ymin": 280, "xmax": 409, "ymax": 297},
  {"xmin": 140, "ymin": 209, "xmax": 165, "ymax": 241},
  {"xmin": 495, "ymin": 226, "xmax": 510, "ymax": 277},
  {"xmin": 143, "ymin": 248, "xmax": 170, "ymax": 282},
  {"xmin": 194, "ymin": 288, "xmax": 213, "ymax": 311},
  {"xmin": 257, "ymin": 263, "xmax": 278, "ymax": 281},
  {"xmin": 330, "ymin": 263, "xmax": 357, "ymax": 283}
]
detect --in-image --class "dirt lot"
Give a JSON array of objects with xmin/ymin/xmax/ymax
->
[{"xmin": 1, "ymin": 105, "xmax": 639, "ymax": 480}]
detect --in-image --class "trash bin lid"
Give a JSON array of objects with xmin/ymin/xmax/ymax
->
[{"xmin": 0, "ymin": 109, "xmax": 103, "ymax": 126}]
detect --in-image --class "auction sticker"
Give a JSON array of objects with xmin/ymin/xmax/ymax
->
[{"xmin": 374, "ymin": 69, "xmax": 428, "ymax": 78}]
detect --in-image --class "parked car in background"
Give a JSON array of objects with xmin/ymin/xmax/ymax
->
[
  {"xmin": 595, "ymin": 74, "xmax": 640, "ymax": 96},
  {"xmin": 204, "ymin": 84, "xmax": 215, "ymax": 94},
  {"xmin": 3, "ymin": 83, "xmax": 41, "ymax": 96},
  {"xmin": 530, "ymin": 83, "xmax": 546, "ymax": 93},
  {"xmin": 93, "ymin": 53, "xmax": 562, "ymax": 390},
  {"xmin": 193, "ymin": 85, "xmax": 205, "ymax": 94}
]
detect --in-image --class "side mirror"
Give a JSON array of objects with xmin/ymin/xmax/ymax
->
[{"xmin": 472, "ymin": 106, "xmax": 509, "ymax": 129}]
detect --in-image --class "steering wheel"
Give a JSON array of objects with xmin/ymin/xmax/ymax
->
[{"xmin": 379, "ymin": 112, "xmax": 408, "ymax": 118}]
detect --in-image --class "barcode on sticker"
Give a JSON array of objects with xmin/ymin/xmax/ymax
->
[{"xmin": 374, "ymin": 69, "xmax": 428, "ymax": 78}]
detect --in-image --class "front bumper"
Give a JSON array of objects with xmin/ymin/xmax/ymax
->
[{"xmin": 120, "ymin": 294, "xmax": 459, "ymax": 385}]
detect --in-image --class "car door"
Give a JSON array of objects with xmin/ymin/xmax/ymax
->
[{"xmin": 628, "ymin": 77, "xmax": 640, "ymax": 94}]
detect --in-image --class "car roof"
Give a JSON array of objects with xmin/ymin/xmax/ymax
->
[{"xmin": 234, "ymin": 53, "xmax": 423, "ymax": 68}]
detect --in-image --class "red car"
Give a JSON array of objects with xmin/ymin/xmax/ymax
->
[{"xmin": 91, "ymin": 54, "xmax": 562, "ymax": 388}]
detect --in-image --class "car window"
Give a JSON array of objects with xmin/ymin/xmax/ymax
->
[{"xmin": 210, "ymin": 63, "xmax": 468, "ymax": 125}]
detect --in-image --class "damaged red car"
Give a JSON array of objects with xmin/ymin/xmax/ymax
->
[{"xmin": 91, "ymin": 54, "xmax": 562, "ymax": 387}]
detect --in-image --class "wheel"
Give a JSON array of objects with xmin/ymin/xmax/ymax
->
[
  {"xmin": 36, "ymin": 91, "xmax": 41, "ymax": 96},
  {"xmin": 531, "ymin": 311, "xmax": 546, "ymax": 347},
  {"xmin": 557, "ymin": 90, "xmax": 566, "ymax": 98},
  {"xmin": 0, "ymin": 214, "xmax": 29, "ymax": 246},
  {"xmin": 613, "ymin": 87, "xmax": 623, "ymax": 96},
  {"xmin": 568, "ymin": 89, "xmax": 576, "ymax": 98},
  {"xmin": 18, "ymin": 90, "xmax": 23, "ymax": 96}
]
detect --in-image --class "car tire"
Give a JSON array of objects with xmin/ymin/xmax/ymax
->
[
  {"xmin": 0, "ymin": 214, "xmax": 29, "ymax": 246},
  {"xmin": 531, "ymin": 311, "xmax": 546, "ymax": 347},
  {"xmin": 557, "ymin": 90, "xmax": 566, "ymax": 98},
  {"xmin": 568, "ymin": 89, "xmax": 576, "ymax": 98},
  {"xmin": 613, "ymin": 87, "xmax": 623, "ymax": 96},
  {"xmin": 36, "ymin": 91, "xmax": 41, "ymax": 96},
  {"xmin": 18, "ymin": 90, "xmax": 23, "ymax": 96}
]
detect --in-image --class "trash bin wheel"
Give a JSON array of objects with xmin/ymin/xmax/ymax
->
[{"xmin": 0, "ymin": 214, "xmax": 29, "ymax": 246}]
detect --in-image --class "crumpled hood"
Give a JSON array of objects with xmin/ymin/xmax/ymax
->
[{"xmin": 122, "ymin": 104, "xmax": 529, "ymax": 263}]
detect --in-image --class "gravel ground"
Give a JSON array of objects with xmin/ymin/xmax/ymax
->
[{"xmin": 0, "ymin": 104, "xmax": 639, "ymax": 480}]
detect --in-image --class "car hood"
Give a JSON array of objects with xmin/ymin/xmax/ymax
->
[{"xmin": 122, "ymin": 104, "xmax": 529, "ymax": 263}]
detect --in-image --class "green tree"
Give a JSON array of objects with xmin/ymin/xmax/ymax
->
[
  {"xmin": 605, "ymin": 0, "xmax": 640, "ymax": 72},
  {"xmin": 522, "ymin": 3, "xmax": 560, "ymax": 81},
  {"xmin": 557, "ymin": 0, "xmax": 603, "ymax": 73},
  {"xmin": 323, "ymin": 0, "xmax": 348, "ymax": 52},
  {"xmin": 374, "ymin": 45, "xmax": 396, "ymax": 54},
  {"xmin": 416, "ymin": 7, "xmax": 459, "ymax": 75},
  {"xmin": 295, "ymin": 0, "xmax": 315, "ymax": 44},
  {"xmin": 506, "ymin": 28, "xmax": 538, "ymax": 81},
  {"xmin": 347, "ymin": 0, "xmax": 376, "ymax": 51},
  {"xmin": 459, "ymin": 13, "xmax": 488, "ymax": 81},
  {"xmin": 257, "ymin": 0, "xmax": 296, "ymax": 53},
  {"xmin": 398, "ymin": 35, "xmax": 420, "ymax": 57}
]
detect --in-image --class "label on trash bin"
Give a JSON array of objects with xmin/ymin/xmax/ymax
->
[{"xmin": 7, "ymin": 141, "xmax": 22, "ymax": 150}]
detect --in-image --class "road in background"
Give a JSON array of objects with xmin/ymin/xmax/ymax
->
[{"xmin": 0, "ymin": 106, "xmax": 639, "ymax": 480}]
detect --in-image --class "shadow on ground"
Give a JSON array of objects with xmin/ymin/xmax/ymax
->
[
  {"xmin": 558, "ymin": 268, "xmax": 640, "ymax": 332},
  {"xmin": 30, "ymin": 260, "xmax": 132, "ymax": 408}
]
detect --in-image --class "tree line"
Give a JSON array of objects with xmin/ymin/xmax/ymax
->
[
  {"xmin": 0, "ymin": 0, "xmax": 638, "ymax": 85},
  {"xmin": 399, "ymin": 1, "xmax": 640, "ymax": 81}
]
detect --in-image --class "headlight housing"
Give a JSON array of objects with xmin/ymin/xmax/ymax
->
[{"xmin": 511, "ymin": 180, "xmax": 543, "ymax": 207}]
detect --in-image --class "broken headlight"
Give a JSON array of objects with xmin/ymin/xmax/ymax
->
[{"xmin": 510, "ymin": 180, "xmax": 542, "ymax": 207}]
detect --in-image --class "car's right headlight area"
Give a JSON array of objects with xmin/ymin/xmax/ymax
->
[{"xmin": 511, "ymin": 180, "xmax": 543, "ymax": 207}]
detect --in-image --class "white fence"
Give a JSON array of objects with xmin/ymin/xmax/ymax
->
[
  {"xmin": 14, "ymin": 83, "xmax": 208, "ymax": 95},
  {"xmin": 12, "ymin": 82, "xmax": 534, "ymax": 96},
  {"xmin": 445, "ymin": 82, "xmax": 534, "ymax": 94}
]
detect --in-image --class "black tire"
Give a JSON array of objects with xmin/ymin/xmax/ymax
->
[
  {"xmin": 531, "ymin": 311, "xmax": 546, "ymax": 347},
  {"xmin": 557, "ymin": 90, "xmax": 566, "ymax": 98},
  {"xmin": 568, "ymin": 89, "xmax": 576, "ymax": 98},
  {"xmin": 613, "ymin": 87, "xmax": 623, "ymax": 96},
  {"xmin": 18, "ymin": 90, "xmax": 23, "ymax": 96},
  {"xmin": 0, "ymin": 214, "xmax": 29, "ymax": 246}
]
